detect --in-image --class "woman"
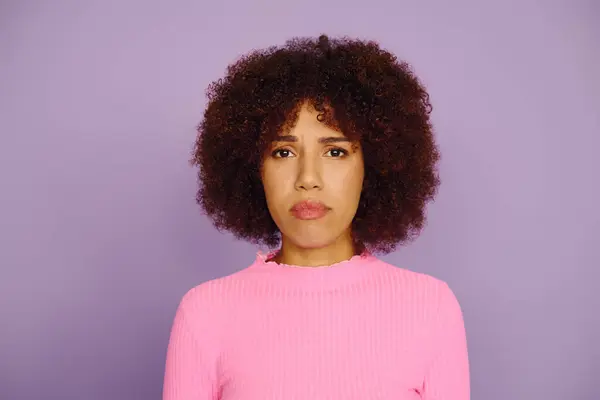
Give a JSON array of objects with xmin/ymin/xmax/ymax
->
[{"xmin": 163, "ymin": 34, "xmax": 470, "ymax": 399}]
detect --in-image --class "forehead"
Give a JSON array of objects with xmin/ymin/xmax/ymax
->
[{"xmin": 282, "ymin": 103, "xmax": 345, "ymax": 139}]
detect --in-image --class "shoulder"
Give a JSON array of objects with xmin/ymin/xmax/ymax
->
[
  {"xmin": 373, "ymin": 258, "xmax": 451, "ymax": 290},
  {"xmin": 169, "ymin": 270, "xmax": 250, "ymax": 343},
  {"xmin": 371, "ymin": 258, "xmax": 461, "ymax": 307},
  {"xmin": 371, "ymin": 258, "xmax": 466, "ymax": 329},
  {"xmin": 176, "ymin": 266, "xmax": 254, "ymax": 312}
]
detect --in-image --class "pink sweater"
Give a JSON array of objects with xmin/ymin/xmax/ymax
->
[{"xmin": 163, "ymin": 251, "xmax": 470, "ymax": 399}]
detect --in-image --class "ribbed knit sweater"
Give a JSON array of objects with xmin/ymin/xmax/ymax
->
[{"xmin": 163, "ymin": 251, "xmax": 470, "ymax": 399}]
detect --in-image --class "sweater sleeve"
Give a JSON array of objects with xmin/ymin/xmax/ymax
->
[
  {"xmin": 421, "ymin": 282, "xmax": 470, "ymax": 400},
  {"xmin": 162, "ymin": 291, "xmax": 220, "ymax": 400}
]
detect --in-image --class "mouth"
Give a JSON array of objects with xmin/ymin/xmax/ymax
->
[{"xmin": 290, "ymin": 200, "xmax": 330, "ymax": 220}]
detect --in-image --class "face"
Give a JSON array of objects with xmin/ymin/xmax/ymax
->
[{"xmin": 260, "ymin": 103, "xmax": 365, "ymax": 251}]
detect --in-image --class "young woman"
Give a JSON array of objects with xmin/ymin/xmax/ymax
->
[{"xmin": 163, "ymin": 34, "xmax": 470, "ymax": 399}]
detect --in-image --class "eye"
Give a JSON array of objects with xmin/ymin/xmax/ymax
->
[
  {"xmin": 272, "ymin": 148, "xmax": 294, "ymax": 158},
  {"xmin": 325, "ymin": 147, "xmax": 348, "ymax": 158}
]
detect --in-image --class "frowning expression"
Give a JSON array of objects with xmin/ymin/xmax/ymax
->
[{"xmin": 260, "ymin": 103, "xmax": 365, "ymax": 249}]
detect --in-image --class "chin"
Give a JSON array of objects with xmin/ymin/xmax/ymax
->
[{"xmin": 287, "ymin": 234, "xmax": 337, "ymax": 250}]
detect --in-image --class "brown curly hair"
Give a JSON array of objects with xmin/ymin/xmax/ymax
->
[{"xmin": 192, "ymin": 34, "xmax": 440, "ymax": 255}]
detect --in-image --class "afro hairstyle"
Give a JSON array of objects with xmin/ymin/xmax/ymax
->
[{"xmin": 192, "ymin": 34, "xmax": 440, "ymax": 254}]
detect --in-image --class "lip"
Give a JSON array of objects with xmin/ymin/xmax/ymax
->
[{"xmin": 290, "ymin": 200, "xmax": 330, "ymax": 220}]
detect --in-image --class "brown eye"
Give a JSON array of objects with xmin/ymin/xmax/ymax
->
[
  {"xmin": 272, "ymin": 149, "xmax": 293, "ymax": 158},
  {"xmin": 326, "ymin": 148, "xmax": 348, "ymax": 158}
]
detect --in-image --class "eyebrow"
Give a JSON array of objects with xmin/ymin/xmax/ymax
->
[{"xmin": 273, "ymin": 135, "xmax": 351, "ymax": 144}]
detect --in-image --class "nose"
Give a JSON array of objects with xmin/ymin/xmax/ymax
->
[{"xmin": 294, "ymin": 156, "xmax": 323, "ymax": 191}]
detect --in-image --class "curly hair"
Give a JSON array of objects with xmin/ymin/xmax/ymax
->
[{"xmin": 192, "ymin": 34, "xmax": 440, "ymax": 255}]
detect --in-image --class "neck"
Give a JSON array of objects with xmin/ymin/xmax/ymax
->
[{"xmin": 273, "ymin": 234, "xmax": 358, "ymax": 267}]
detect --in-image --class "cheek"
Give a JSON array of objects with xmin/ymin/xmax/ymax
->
[
  {"xmin": 262, "ymin": 178, "xmax": 279, "ymax": 207},
  {"xmin": 261, "ymin": 165, "xmax": 293, "ymax": 208},
  {"xmin": 325, "ymin": 168, "xmax": 363, "ymax": 219},
  {"xmin": 337, "ymin": 166, "xmax": 364, "ymax": 196}
]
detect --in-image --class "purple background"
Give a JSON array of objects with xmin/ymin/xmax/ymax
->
[{"xmin": 1, "ymin": 1, "xmax": 599, "ymax": 399}]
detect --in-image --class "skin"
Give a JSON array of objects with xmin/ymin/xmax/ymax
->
[{"xmin": 260, "ymin": 102, "xmax": 365, "ymax": 267}]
